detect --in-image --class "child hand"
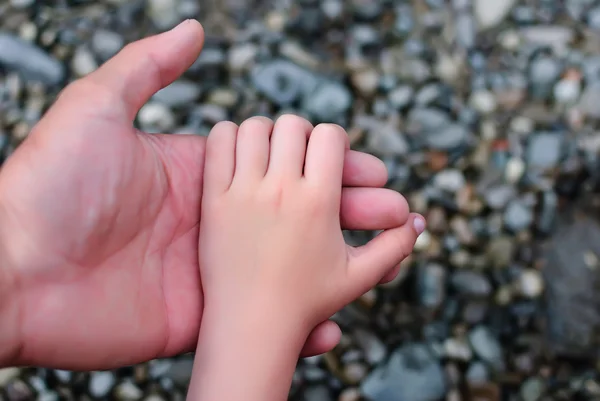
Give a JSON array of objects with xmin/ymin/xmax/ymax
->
[{"xmin": 190, "ymin": 115, "xmax": 424, "ymax": 401}]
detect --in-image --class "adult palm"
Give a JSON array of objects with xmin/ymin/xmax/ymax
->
[{"xmin": 0, "ymin": 21, "xmax": 410, "ymax": 370}]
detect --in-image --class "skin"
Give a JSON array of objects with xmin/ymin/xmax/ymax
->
[
  {"xmin": 188, "ymin": 117, "xmax": 424, "ymax": 401},
  {"xmin": 0, "ymin": 20, "xmax": 412, "ymax": 370}
]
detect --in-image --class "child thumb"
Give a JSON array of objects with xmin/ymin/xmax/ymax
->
[{"xmin": 347, "ymin": 214, "xmax": 425, "ymax": 295}]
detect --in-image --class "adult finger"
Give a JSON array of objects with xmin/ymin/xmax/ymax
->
[
  {"xmin": 340, "ymin": 187, "xmax": 410, "ymax": 230},
  {"xmin": 84, "ymin": 19, "xmax": 205, "ymax": 121},
  {"xmin": 300, "ymin": 320, "xmax": 341, "ymax": 358}
]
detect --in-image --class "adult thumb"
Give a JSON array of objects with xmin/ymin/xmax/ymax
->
[{"xmin": 73, "ymin": 19, "xmax": 205, "ymax": 122}]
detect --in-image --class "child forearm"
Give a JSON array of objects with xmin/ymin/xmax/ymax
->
[
  {"xmin": 0, "ymin": 262, "xmax": 20, "ymax": 367},
  {"xmin": 187, "ymin": 307, "xmax": 307, "ymax": 401}
]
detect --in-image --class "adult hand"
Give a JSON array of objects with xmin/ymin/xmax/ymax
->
[{"xmin": 0, "ymin": 20, "xmax": 410, "ymax": 370}]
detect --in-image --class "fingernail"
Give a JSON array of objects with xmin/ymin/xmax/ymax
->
[
  {"xmin": 413, "ymin": 216, "xmax": 426, "ymax": 235},
  {"xmin": 170, "ymin": 19, "xmax": 195, "ymax": 32}
]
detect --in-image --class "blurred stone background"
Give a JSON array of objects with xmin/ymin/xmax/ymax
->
[{"xmin": 3, "ymin": 0, "xmax": 600, "ymax": 400}]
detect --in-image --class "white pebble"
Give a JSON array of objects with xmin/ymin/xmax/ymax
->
[
  {"xmin": 0, "ymin": 367, "xmax": 20, "ymax": 387},
  {"xmin": 444, "ymin": 338, "xmax": 473, "ymax": 361},
  {"xmin": 352, "ymin": 68, "xmax": 380, "ymax": 96},
  {"xmin": 505, "ymin": 157, "xmax": 526, "ymax": 184},
  {"xmin": 18, "ymin": 22, "xmax": 37, "ymax": 42},
  {"xmin": 138, "ymin": 102, "xmax": 175, "ymax": 131},
  {"xmin": 414, "ymin": 230, "xmax": 432, "ymax": 252},
  {"xmin": 71, "ymin": 46, "xmax": 98, "ymax": 77},
  {"xmin": 10, "ymin": 0, "xmax": 34, "ymax": 8},
  {"xmin": 147, "ymin": 0, "xmax": 179, "ymax": 29},
  {"xmin": 53, "ymin": 370, "xmax": 72, "ymax": 383},
  {"xmin": 510, "ymin": 116, "xmax": 534, "ymax": 134},
  {"xmin": 89, "ymin": 371, "xmax": 116, "ymax": 398},
  {"xmin": 499, "ymin": 29, "xmax": 521, "ymax": 50},
  {"xmin": 228, "ymin": 44, "xmax": 258, "ymax": 72},
  {"xmin": 554, "ymin": 79, "xmax": 581, "ymax": 104},
  {"xmin": 115, "ymin": 381, "xmax": 143, "ymax": 400},
  {"xmin": 434, "ymin": 169, "xmax": 466, "ymax": 192},
  {"xmin": 518, "ymin": 269, "xmax": 544, "ymax": 298},
  {"xmin": 470, "ymin": 90, "xmax": 497, "ymax": 114}
]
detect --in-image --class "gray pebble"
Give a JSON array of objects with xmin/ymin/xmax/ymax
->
[
  {"xmin": 388, "ymin": 85, "xmax": 414, "ymax": 109},
  {"xmin": 9, "ymin": 0, "xmax": 34, "ymax": 8},
  {"xmin": 252, "ymin": 60, "xmax": 318, "ymax": 105},
  {"xmin": 301, "ymin": 80, "xmax": 352, "ymax": 122},
  {"xmin": 426, "ymin": 124, "xmax": 470, "ymax": 150},
  {"xmin": 469, "ymin": 326, "xmax": 504, "ymax": 371},
  {"xmin": 466, "ymin": 362, "xmax": 490, "ymax": 384},
  {"xmin": 354, "ymin": 329, "xmax": 387, "ymax": 365},
  {"xmin": 366, "ymin": 124, "xmax": 409, "ymax": 156},
  {"xmin": 484, "ymin": 185, "xmax": 516, "ymax": 210},
  {"xmin": 361, "ymin": 343, "xmax": 446, "ymax": 401},
  {"xmin": 0, "ymin": 34, "xmax": 65, "ymax": 85},
  {"xmin": 520, "ymin": 377, "xmax": 546, "ymax": 401},
  {"xmin": 451, "ymin": 270, "xmax": 492, "ymax": 297},
  {"xmin": 433, "ymin": 169, "xmax": 466, "ymax": 192},
  {"xmin": 153, "ymin": 80, "xmax": 201, "ymax": 107},
  {"xmin": 91, "ymin": 30, "xmax": 124, "ymax": 61},
  {"xmin": 418, "ymin": 263, "xmax": 447, "ymax": 308},
  {"xmin": 228, "ymin": 43, "xmax": 258, "ymax": 72},
  {"xmin": 89, "ymin": 371, "xmax": 116, "ymax": 398},
  {"xmin": 303, "ymin": 385, "xmax": 333, "ymax": 401},
  {"xmin": 503, "ymin": 199, "xmax": 533, "ymax": 232},
  {"xmin": 526, "ymin": 132, "xmax": 563, "ymax": 170},
  {"xmin": 164, "ymin": 358, "xmax": 194, "ymax": 387},
  {"xmin": 474, "ymin": 0, "xmax": 517, "ymax": 29},
  {"xmin": 455, "ymin": 12, "xmax": 476, "ymax": 49}
]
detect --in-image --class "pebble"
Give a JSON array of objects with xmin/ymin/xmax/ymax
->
[
  {"xmin": 89, "ymin": 371, "xmax": 116, "ymax": 398},
  {"xmin": 0, "ymin": 34, "xmax": 65, "ymax": 85},
  {"xmin": 138, "ymin": 102, "xmax": 176, "ymax": 131},
  {"xmin": 338, "ymin": 388, "xmax": 361, "ymax": 401},
  {"xmin": 418, "ymin": 262, "xmax": 447, "ymax": 308},
  {"xmin": 366, "ymin": 126, "xmax": 409, "ymax": 156},
  {"xmin": 470, "ymin": 90, "xmax": 497, "ymax": 115},
  {"xmin": 451, "ymin": 270, "xmax": 492, "ymax": 297},
  {"xmin": 444, "ymin": 337, "xmax": 473, "ymax": 361},
  {"xmin": 354, "ymin": 329, "xmax": 386, "ymax": 365},
  {"xmin": 71, "ymin": 46, "xmax": 98, "ymax": 77},
  {"xmin": 578, "ymin": 83, "xmax": 600, "ymax": 119},
  {"xmin": 304, "ymin": 385, "xmax": 333, "ymax": 401},
  {"xmin": 9, "ymin": 0, "xmax": 34, "ymax": 8},
  {"xmin": 153, "ymin": 80, "xmax": 202, "ymax": 107},
  {"xmin": 469, "ymin": 326, "xmax": 504, "ymax": 371},
  {"xmin": 433, "ymin": 169, "xmax": 466, "ymax": 193},
  {"xmin": 520, "ymin": 25, "xmax": 575, "ymax": 52},
  {"xmin": 518, "ymin": 269, "xmax": 544, "ymax": 298},
  {"xmin": 554, "ymin": 77, "xmax": 581, "ymax": 104},
  {"xmin": 520, "ymin": 377, "xmax": 546, "ymax": 401},
  {"xmin": 351, "ymin": 68, "xmax": 379, "ymax": 96},
  {"xmin": 466, "ymin": 362, "xmax": 490, "ymax": 384},
  {"xmin": 91, "ymin": 30, "xmax": 124, "ymax": 61},
  {"xmin": 361, "ymin": 344, "xmax": 447, "ymax": 401},
  {"xmin": 474, "ymin": 0, "xmax": 517, "ymax": 30},
  {"xmin": 228, "ymin": 43, "xmax": 259, "ymax": 72},
  {"xmin": 0, "ymin": 368, "xmax": 20, "ymax": 387},
  {"xmin": 115, "ymin": 381, "xmax": 143, "ymax": 400},
  {"xmin": 301, "ymin": 81, "xmax": 352, "ymax": 122},
  {"xmin": 526, "ymin": 133, "xmax": 563, "ymax": 170},
  {"xmin": 503, "ymin": 200, "xmax": 533, "ymax": 232},
  {"xmin": 5, "ymin": 380, "xmax": 33, "ymax": 401},
  {"xmin": 164, "ymin": 358, "xmax": 194, "ymax": 387}
]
